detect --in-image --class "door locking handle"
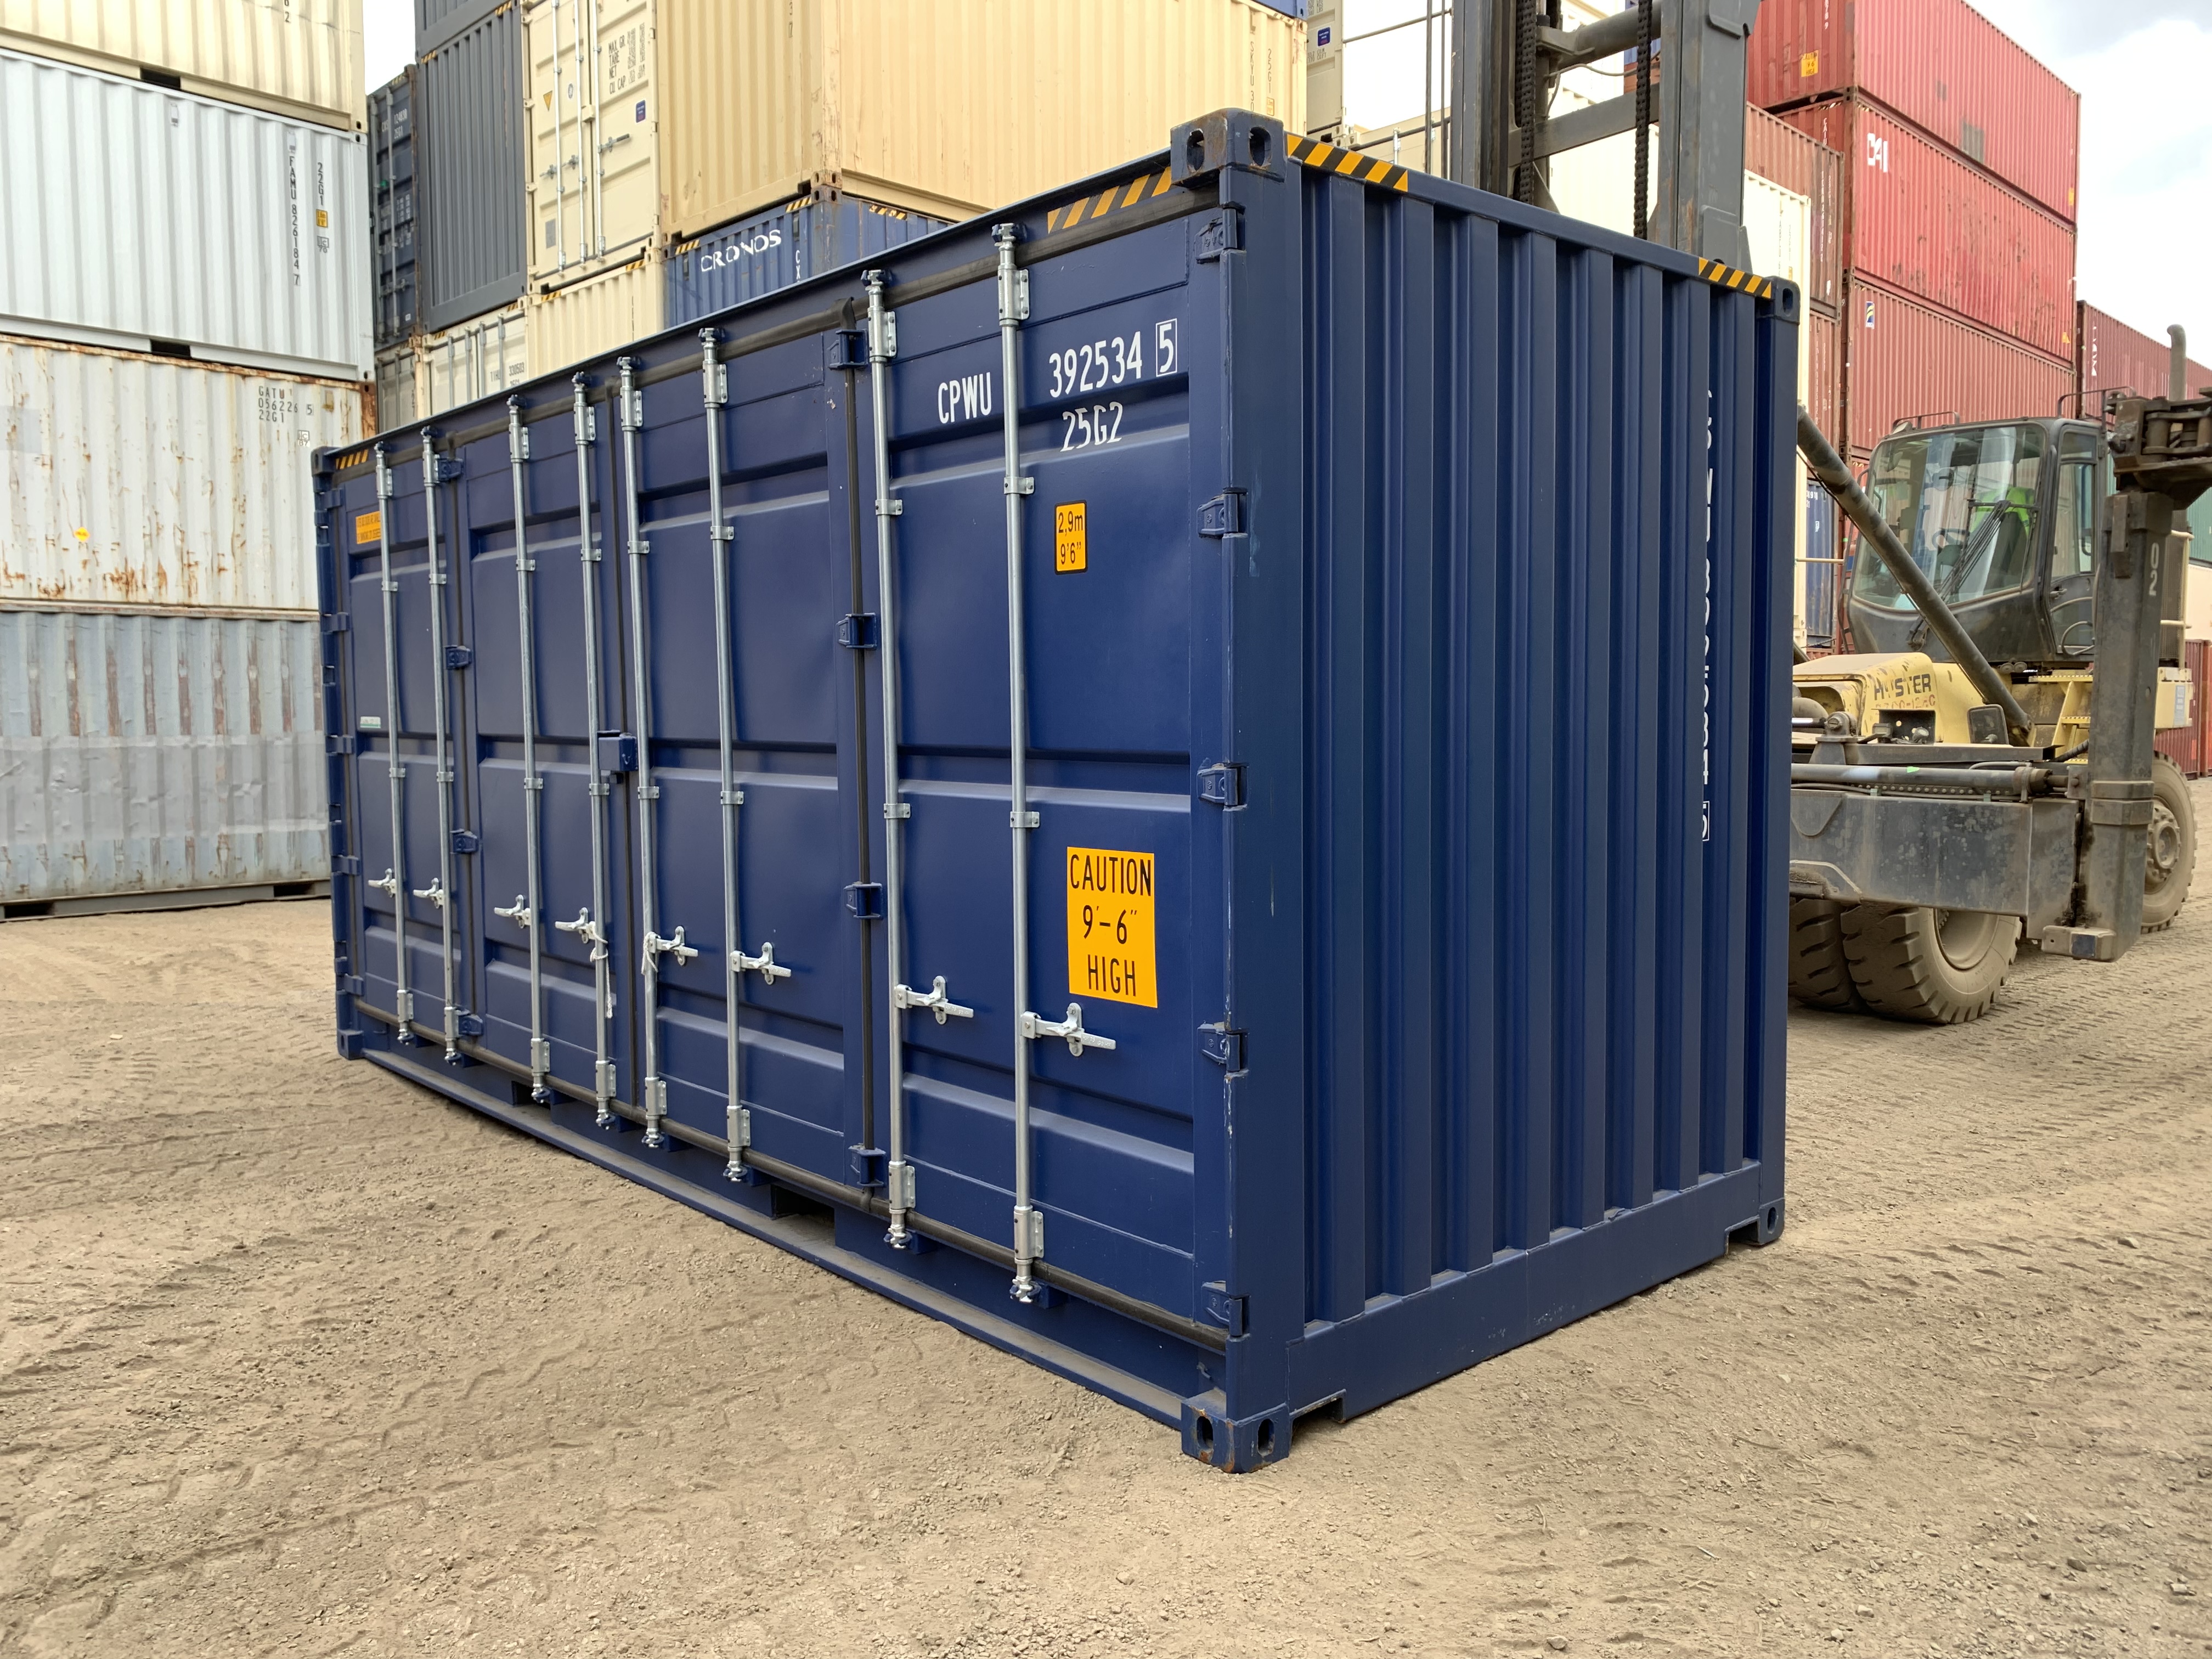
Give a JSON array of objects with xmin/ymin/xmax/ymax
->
[
  {"xmin": 554, "ymin": 907, "xmax": 608, "ymax": 962},
  {"xmin": 643, "ymin": 926, "xmax": 698, "ymax": 971},
  {"xmin": 894, "ymin": 975, "xmax": 973, "ymax": 1025},
  {"xmin": 494, "ymin": 894, "xmax": 534, "ymax": 929},
  {"xmin": 1020, "ymin": 1002, "xmax": 1116, "ymax": 1057},
  {"xmin": 410, "ymin": 878, "xmax": 447, "ymax": 910},
  {"xmin": 368, "ymin": 868, "xmax": 399, "ymax": 897},
  {"xmin": 733, "ymin": 941, "xmax": 793, "ymax": 983}
]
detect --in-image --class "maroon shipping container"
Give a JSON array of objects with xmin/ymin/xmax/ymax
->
[
  {"xmin": 2155, "ymin": 640, "xmax": 2209, "ymax": 780},
  {"xmin": 1748, "ymin": 0, "xmax": 2080, "ymax": 224},
  {"xmin": 2077, "ymin": 303, "xmax": 2212, "ymax": 410},
  {"xmin": 1843, "ymin": 274, "xmax": 2074, "ymax": 454},
  {"xmin": 1806, "ymin": 306, "xmax": 1841, "ymax": 442},
  {"xmin": 1782, "ymin": 95, "xmax": 2076, "ymax": 359},
  {"xmin": 1745, "ymin": 103, "xmax": 1843, "ymax": 315}
]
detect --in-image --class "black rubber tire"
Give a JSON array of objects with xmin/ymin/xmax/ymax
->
[
  {"xmin": 2141, "ymin": 753, "xmax": 2196, "ymax": 934},
  {"xmin": 1840, "ymin": 904, "xmax": 2019, "ymax": 1024},
  {"xmin": 1787, "ymin": 898, "xmax": 1865, "ymax": 1011}
]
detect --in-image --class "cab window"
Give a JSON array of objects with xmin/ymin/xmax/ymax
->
[
  {"xmin": 2052, "ymin": 460, "xmax": 2097, "ymax": 582},
  {"xmin": 1854, "ymin": 422, "xmax": 2046, "ymax": 610}
]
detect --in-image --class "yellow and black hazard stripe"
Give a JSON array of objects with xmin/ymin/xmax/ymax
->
[
  {"xmin": 1286, "ymin": 134, "xmax": 1413, "ymax": 192},
  {"xmin": 1046, "ymin": 168, "xmax": 1177, "ymax": 233},
  {"xmin": 1696, "ymin": 257, "xmax": 1774, "ymax": 300}
]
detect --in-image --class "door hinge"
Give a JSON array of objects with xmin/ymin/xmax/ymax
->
[
  {"xmin": 1196, "ymin": 761, "xmax": 1245, "ymax": 808},
  {"xmin": 332, "ymin": 854, "xmax": 362, "ymax": 877},
  {"xmin": 314, "ymin": 488, "xmax": 341, "ymax": 512},
  {"xmin": 443, "ymin": 645, "xmax": 473, "ymax": 669},
  {"xmin": 1198, "ymin": 490, "xmax": 1246, "ymax": 538},
  {"xmin": 451, "ymin": 829, "xmax": 481, "ymax": 855},
  {"xmin": 844, "ymin": 881, "xmax": 884, "ymax": 921},
  {"xmin": 1201, "ymin": 1281, "xmax": 1249, "ymax": 1338},
  {"xmin": 340, "ymin": 973, "xmax": 365, "ymax": 997},
  {"xmin": 327, "ymin": 733, "xmax": 360, "ymax": 757},
  {"xmin": 837, "ymin": 612, "xmax": 879, "ymax": 650},
  {"xmin": 1196, "ymin": 207, "xmax": 1245, "ymax": 262},
  {"xmin": 849, "ymin": 1144, "xmax": 887, "ymax": 1187},
  {"xmin": 827, "ymin": 329, "xmax": 868, "ymax": 370},
  {"xmin": 323, "ymin": 611, "xmax": 351, "ymax": 634},
  {"xmin": 1199, "ymin": 1023, "xmax": 1246, "ymax": 1073}
]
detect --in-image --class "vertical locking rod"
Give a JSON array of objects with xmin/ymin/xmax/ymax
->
[
  {"xmin": 617, "ymin": 357, "xmax": 672, "ymax": 1147},
  {"xmin": 370, "ymin": 443, "xmax": 414, "ymax": 1039},
  {"xmin": 701, "ymin": 331, "xmax": 753, "ymax": 1178},
  {"xmin": 570, "ymin": 377, "xmax": 616, "ymax": 1124},
  {"xmin": 507, "ymin": 398, "xmax": 550, "ymax": 1098},
  {"xmin": 421, "ymin": 432, "xmax": 461, "ymax": 1060},
  {"xmin": 866, "ymin": 271, "xmax": 919, "ymax": 1246},
  {"xmin": 994, "ymin": 225, "xmax": 1044, "ymax": 1303}
]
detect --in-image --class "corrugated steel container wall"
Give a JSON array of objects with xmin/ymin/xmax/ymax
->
[
  {"xmin": 417, "ymin": 0, "xmax": 501, "ymax": 56},
  {"xmin": 1803, "ymin": 483, "xmax": 1839, "ymax": 650},
  {"xmin": 524, "ymin": 0, "xmax": 658, "ymax": 289},
  {"xmin": 1844, "ymin": 275, "xmax": 2075, "ymax": 453},
  {"xmin": 1, "ymin": 336, "xmax": 362, "ymax": 610},
  {"xmin": 370, "ymin": 70, "xmax": 419, "ymax": 348},
  {"xmin": 1743, "ymin": 102, "xmax": 1841, "ymax": 314},
  {"xmin": 417, "ymin": 5, "xmax": 527, "ymax": 334},
  {"xmin": 420, "ymin": 304, "xmax": 529, "ymax": 415},
  {"xmin": 374, "ymin": 342, "xmax": 419, "ymax": 431},
  {"xmin": 1781, "ymin": 95, "xmax": 2076, "ymax": 362},
  {"xmin": 0, "ymin": 50, "xmax": 371, "ymax": 380},
  {"xmin": 0, "ymin": 609, "xmax": 328, "ymax": 904},
  {"xmin": 521, "ymin": 257, "xmax": 659, "ymax": 380},
  {"xmin": 0, "ymin": 0, "xmax": 365, "ymax": 131},
  {"xmin": 1747, "ymin": 0, "xmax": 2080, "ymax": 224},
  {"xmin": 2154, "ymin": 639, "xmax": 2208, "ymax": 778},
  {"xmin": 665, "ymin": 190, "xmax": 952, "ymax": 328},
  {"xmin": 313, "ymin": 128, "xmax": 1790, "ymax": 1466},
  {"xmin": 1805, "ymin": 304, "xmax": 1840, "ymax": 442},
  {"xmin": 2076, "ymin": 303, "xmax": 2212, "ymax": 409},
  {"xmin": 659, "ymin": 0, "xmax": 1305, "ymax": 237}
]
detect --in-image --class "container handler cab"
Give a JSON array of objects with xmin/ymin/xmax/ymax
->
[{"xmin": 1788, "ymin": 393, "xmax": 2209, "ymax": 1022}]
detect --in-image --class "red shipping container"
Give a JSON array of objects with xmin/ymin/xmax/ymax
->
[
  {"xmin": 2154, "ymin": 640, "xmax": 2208, "ymax": 779},
  {"xmin": 1745, "ymin": 103, "xmax": 1843, "ymax": 315},
  {"xmin": 1782, "ymin": 95, "xmax": 2076, "ymax": 360},
  {"xmin": 1748, "ymin": 0, "xmax": 2080, "ymax": 224},
  {"xmin": 1843, "ymin": 274, "xmax": 2074, "ymax": 455},
  {"xmin": 2077, "ymin": 303, "xmax": 2212, "ymax": 410}
]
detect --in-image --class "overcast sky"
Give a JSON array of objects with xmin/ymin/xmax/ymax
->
[{"xmin": 366, "ymin": 2, "xmax": 2210, "ymax": 370}]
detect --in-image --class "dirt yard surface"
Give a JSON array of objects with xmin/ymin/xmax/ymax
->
[{"xmin": 5, "ymin": 789, "xmax": 2210, "ymax": 1658}]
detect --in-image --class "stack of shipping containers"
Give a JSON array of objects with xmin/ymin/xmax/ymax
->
[
  {"xmin": 1749, "ymin": 0, "xmax": 2082, "ymax": 644},
  {"xmin": 375, "ymin": 0, "xmax": 1305, "ymax": 411},
  {"xmin": 1, "ymin": 2, "xmax": 370, "ymax": 915}
]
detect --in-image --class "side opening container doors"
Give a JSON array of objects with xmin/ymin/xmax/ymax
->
[
  {"xmin": 613, "ymin": 335, "xmax": 872, "ymax": 1183},
  {"xmin": 465, "ymin": 391, "xmax": 636, "ymax": 1105},
  {"xmin": 861, "ymin": 214, "xmax": 1219, "ymax": 1322}
]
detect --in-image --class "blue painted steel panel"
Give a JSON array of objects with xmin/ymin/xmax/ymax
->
[
  {"xmin": 666, "ymin": 191, "xmax": 953, "ymax": 329},
  {"xmin": 316, "ymin": 111, "xmax": 1793, "ymax": 1469}
]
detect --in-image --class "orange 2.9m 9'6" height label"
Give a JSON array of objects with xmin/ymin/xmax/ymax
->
[{"xmin": 1064, "ymin": 847, "xmax": 1156, "ymax": 1008}]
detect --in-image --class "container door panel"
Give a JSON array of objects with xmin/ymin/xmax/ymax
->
[{"xmin": 878, "ymin": 248, "xmax": 1203, "ymax": 1315}]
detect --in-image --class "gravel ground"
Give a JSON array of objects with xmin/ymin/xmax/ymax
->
[{"xmin": 4, "ymin": 785, "xmax": 2210, "ymax": 1657}]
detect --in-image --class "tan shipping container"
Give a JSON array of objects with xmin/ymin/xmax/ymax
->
[
  {"xmin": 0, "ymin": 0, "xmax": 365, "ymax": 131},
  {"xmin": 524, "ymin": 0, "xmax": 659, "ymax": 288},
  {"xmin": 660, "ymin": 0, "xmax": 1305, "ymax": 239},
  {"xmin": 523, "ymin": 255, "xmax": 662, "ymax": 381}
]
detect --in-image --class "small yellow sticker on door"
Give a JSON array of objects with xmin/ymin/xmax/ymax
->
[
  {"xmin": 1799, "ymin": 50, "xmax": 1819, "ymax": 78},
  {"xmin": 1054, "ymin": 501, "xmax": 1087, "ymax": 572},
  {"xmin": 355, "ymin": 509, "xmax": 382, "ymax": 545},
  {"xmin": 1065, "ymin": 847, "xmax": 1156, "ymax": 1008}
]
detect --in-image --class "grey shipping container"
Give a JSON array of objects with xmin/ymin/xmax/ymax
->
[
  {"xmin": 418, "ymin": 4, "xmax": 526, "ymax": 335},
  {"xmin": 371, "ymin": 69, "xmax": 419, "ymax": 348},
  {"xmin": 417, "ymin": 0, "xmax": 504, "ymax": 58},
  {"xmin": 665, "ymin": 190, "xmax": 952, "ymax": 329},
  {"xmin": 1, "ymin": 610, "xmax": 328, "ymax": 911},
  {"xmin": 314, "ymin": 113, "xmax": 1791, "ymax": 1468}
]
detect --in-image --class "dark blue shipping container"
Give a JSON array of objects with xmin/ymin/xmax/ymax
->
[
  {"xmin": 666, "ymin": 191, "xmax": 954, "ymax": 329},
  {"xmin": 315, "ymin": 114, "xmax": 1793, "ymax": 1469},
  {"xmin": 1804, "ymin": 482, "xmax": 1839, "ymax": 648},
  {"xmin": 370, "ymin": 70, "xmax": 420, "ymax": 349}
]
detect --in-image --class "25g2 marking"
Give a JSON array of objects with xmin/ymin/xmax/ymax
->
[{"xmin": 1062, "ymin": 403, "xmax": 1124, "ymax": 450}]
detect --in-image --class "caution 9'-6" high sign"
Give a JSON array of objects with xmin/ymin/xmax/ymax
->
[{"xmin": 1064, "ymin": 847, "xmax": 1156, "ymax": 1008}]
